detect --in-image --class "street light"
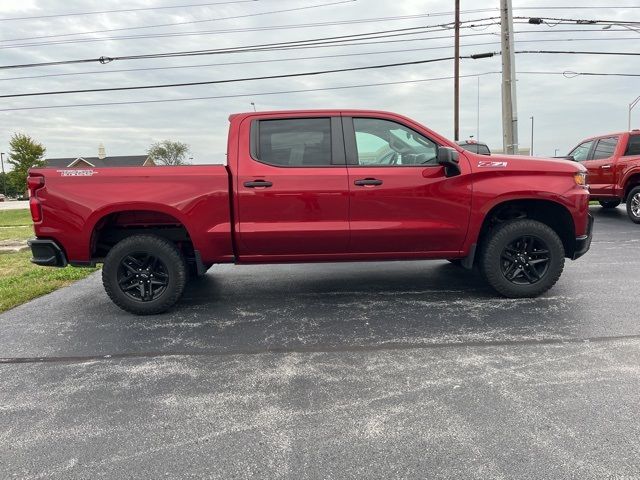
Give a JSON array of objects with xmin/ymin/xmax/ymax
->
[
  {"xmin": 629, "ymin": 96, "xmax": 640, "ymax": 131},
  {"xmin": 250, "ymin": 102, "xmax": 256, "ymax": 112}
]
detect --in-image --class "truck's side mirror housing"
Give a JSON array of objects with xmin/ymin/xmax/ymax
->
[{"xmin": 437, "ymin": 147, "xmax": 461, "ymax": 177}]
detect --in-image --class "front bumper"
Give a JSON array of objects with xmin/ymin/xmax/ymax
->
[
  {"xmin": 572, "ymin": 213, "xmax": 594, "ymax": 260},
  {"xmin": 28, "ymin": 239, "xmax": 68, "ymax": 267}
]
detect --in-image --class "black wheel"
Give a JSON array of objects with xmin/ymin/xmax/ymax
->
[
  {"xmin": 599, "ymin": 200, "xmax": 621, "ymax": 209},
  {"xmin": 626, "ymin": 186, "xmax": 640, "ymax": 224},
  {"xmin": 102, "ymin": 235, "xmax": 187, "ymax": 315},
  {"xmin": 480, "ymin": 219, "xmax": 565, "ymax": 298}
]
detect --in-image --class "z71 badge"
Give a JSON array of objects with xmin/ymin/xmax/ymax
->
[
  {"xmin": 56, "ymin": 169, "xmax": 98, "ymax": 177},
  {"xmin": 477, "ymin": 161, "xmax": 508, "ymax": 168}
]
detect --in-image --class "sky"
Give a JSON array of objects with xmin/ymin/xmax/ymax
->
[{"xmin": 0, "ymin": 0, "xmax": 638, "ymax": 165}]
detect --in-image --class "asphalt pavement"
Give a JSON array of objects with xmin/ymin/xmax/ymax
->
[{"xmin": 1, "ymin": 205, "xmax": 639, "ymax": 479}]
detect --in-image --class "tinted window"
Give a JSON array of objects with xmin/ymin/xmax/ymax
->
[
  {"xmin": 569, "ymin": 140, "xmax": 593, "ymax": 162},
  {"xmin": 624, "ymin": 135, "xmax": 640, "ymax": 156},
  {"xmin": 353, "ymin": 118, "xmax": 438, "ymax": 166},
  {"xmin": 591, "ymin": 137, "xmax": 618, "ymax": 160},
  {"xmin": 460, "ymin": 143, "xmax": 480, "ymax": 153},
  {"xmin": 257, "ymin": 118, "xmax": 331, "ymax": 166},
  {"xmin": 477, "ymin": 145, "xmax": 491, "ymax": 155}
]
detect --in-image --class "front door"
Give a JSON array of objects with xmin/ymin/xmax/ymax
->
[
  {"xmin": 236, "ymin": 116, "xmax": 350, "ymax": 258},
  {"xmin": 343, "ymin": 116, "xmax": 472, "ymax": 255},
  {"xmin": 582, "ymin": 136, "xmax": 618, "ymax": 196}
]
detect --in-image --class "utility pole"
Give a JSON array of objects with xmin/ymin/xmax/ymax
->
[
  {"xmin": 629, "ymin": 96, "xmax": 640, "ymax": 131},
  {"xmin": 530, "ymin": 116, "xmax": 534, "ymax": 156},
  {"xmin": 453, "ymin": 0, "xmax": 460, "ymax": 141},
  {"xmin": 0, "ymin": 152, "xmax": 6, "ymax": 197},
  {"xmin": 476, "ymin": 76, "xmax": 480, "ymax": 141},
  {"xmin": 500, "ymin": 0, "xmax": 519, "ymax": 154}
]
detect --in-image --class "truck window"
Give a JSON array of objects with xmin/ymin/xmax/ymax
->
[
  {"xmin": 568, "ymin": 140, "xmax": 593, "ymax": 162},
  {"xmin": 353, "ymin": 118, "xmax": 438, "ymax": 166},
  {"xmin": 624, "ymin": 135, "xmax": 640, "ymax": 156},
  {"xmin": 591, "ymin": 137, "xmax": 618, "ymax": 160},
  {"xmin": 256, "ymin": 118, "xmax": 332, "ymax": 166}
]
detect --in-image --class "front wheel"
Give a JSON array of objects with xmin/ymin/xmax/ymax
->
[
  {"xmin": 102, "ymin": 234, "xmax": 187, "ymax": 315},
  {"xmin": 626, "ymin": 186, "xmax": 640, "ymax": 224},
  {"xmin": 599, "ymin": 199, "xmax": 621, "ymax": 209},
  {"xmin": 480, "ymin": 219, "xmax": 565, "ymax": 298}
]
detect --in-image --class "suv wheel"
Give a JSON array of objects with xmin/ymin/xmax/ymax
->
[
  {"xmin": 599, "ymin": 200, "xmax": 621, "ymax": 209},
  {"xmin": 480, "ymin": 219, "xmax": 565, "ymax": 298},
  {"xmin": 626, "ymin": 186, "xmax": 640, "ymax": 224},
  {"xmin": 102, "ymin": 234, "xmax": 187, "ymax": 315}
]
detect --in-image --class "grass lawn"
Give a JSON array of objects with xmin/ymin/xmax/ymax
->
[{"xmin": 0, "ymin": 209, "xmax": 98, "ymax": 313}]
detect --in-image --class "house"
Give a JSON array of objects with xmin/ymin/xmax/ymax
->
[{"xmin": 45, "ymin": 144, "xmax": 155, "ymax": 168}]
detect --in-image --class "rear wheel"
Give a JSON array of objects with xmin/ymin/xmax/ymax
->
[
  {"xmin": 626, "ymin": 186, "xmax": 640, "ymax": 224},
  {"xmin": 102, "ymin": 234, "xmax": 187, "ymax": 315},
  {"xmin": 480, "ymin": 219, "xmax": 565, "ymax": 298},
  {"xmin": 599, "ymin": 199, "xmax": 621, "ymax": 209}
]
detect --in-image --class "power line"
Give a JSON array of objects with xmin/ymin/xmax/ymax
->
[
  {"xmin": 0, "ymin": 1, "xmax": 263, "ymax": 22},
  {"xmin": 0, "ymin": 55, "xmax": 467, "ymax": 99},
  {"xmin": 2, "ymin": 36, "xmax": 634, "ymax": 83},
  {"xmin": 1, "ymin": 0, "xmax": 357, "ymax": 43},
  {"xmin": 0, "ymin": 19, "xmax": 498, "ymax": 70},
  {"xmin": 515, "ymin": 49, "xmax": 640, "ymax": 56},
  {"xmin": 1, "ymin": 69, "xmax": 638, "ymax": 113},
  {"xmin": 0, "ymin": 13, "xmax": 495, "ymax": 48}
]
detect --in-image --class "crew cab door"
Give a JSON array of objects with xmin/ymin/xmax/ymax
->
[
  {"xmin": 342, "ymin": 115, "xmax": 472, "ymax": 255},
  {"xmin": 235, "ymin": 115, "xmax": 349, "ymax": 258},
  {"xmin": 581, "ymin": 136, "xmax": 619, "ymax": 196}
]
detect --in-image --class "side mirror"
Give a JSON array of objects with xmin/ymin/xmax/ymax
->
[{"xmin": 437, "ymin": 147, "xmax": 461, "ymax": 177}]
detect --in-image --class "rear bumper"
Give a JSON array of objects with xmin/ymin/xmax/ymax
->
[
  {"xmin": 572, "ymin": 213, "xmax": 594, "ymax": 260},
  {"xmin": 28, "ymin": 239, "xmax": 68, "ymax": 267}
]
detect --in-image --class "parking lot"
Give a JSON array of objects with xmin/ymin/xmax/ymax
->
[{"xmin": 1, "ymin": 205, "xmax": 639, "ymax": 479}]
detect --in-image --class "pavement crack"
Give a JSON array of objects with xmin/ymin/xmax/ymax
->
[{"xmin": 1, "ymin": 333, "xmax": 639, "ymax": 365}]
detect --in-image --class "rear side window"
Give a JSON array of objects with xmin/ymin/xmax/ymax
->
[
  {"xmin": 591, "ymin": 137, "xmax": 618, "ymax": 160},
  {"xmin": 255, "ymin": 118, "xmax": 332, "ymax": 167},
  {"xmin": 624, "ymin": 135, "xmax": 640, "ymax": 156}
]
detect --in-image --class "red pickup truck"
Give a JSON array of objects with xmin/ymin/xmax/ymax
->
[
  {"xmin": 28, "ymin": 110, "xmax": 592, "ymax": 315},
  {"xmin": 567, "ymin": 130, "xmax": 640, "ymax": 223}
]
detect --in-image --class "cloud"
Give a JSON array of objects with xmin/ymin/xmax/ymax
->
[{"xmin": 0, "ymin": 0, "xmax": 638, "ymax": 163}]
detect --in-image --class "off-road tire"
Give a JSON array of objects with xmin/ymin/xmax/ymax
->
[
  {"xmin": 599, "ymin": 200, "xmax": 621, "ymax": 209},
  {"xmin": 626, "ymin": 186, "xmax": 640, "ymax": 224},
  {"xmin": 102, "ymin": 234, "xmax": 187, "ymax": 315},
  {"xmin": 480, "ymin": 219, "xmax": 565, "ymax": 298}
]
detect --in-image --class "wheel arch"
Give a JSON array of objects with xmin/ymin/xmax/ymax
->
[{"xmin": 476, "ymin": 198, "xmax": 576, "ymax": 259}]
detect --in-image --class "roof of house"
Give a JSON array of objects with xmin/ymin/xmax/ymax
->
[{"xmin": 45, "ymin": 155, "xmax": 151, "ymax": 168}]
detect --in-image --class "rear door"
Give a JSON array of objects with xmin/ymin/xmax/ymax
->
[
  {"xmin": 582, "ymin": 136, "xmax": 618, "ymax": 196},
  {"xmin": 343, "ymin": 115, "xmax": 472, "ymax": 255},
  {"xmin": 235, "ymin": 115, "xmax": 349, "ymax": 258}
]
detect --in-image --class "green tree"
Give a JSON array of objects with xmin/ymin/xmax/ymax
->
[
  {"xmin": 6, "ymin": 133, "xmax": 46, "ymax": 195},
  {"xmin": 147, "ymin": 140, "xmax": 190, "ymax": 166}
]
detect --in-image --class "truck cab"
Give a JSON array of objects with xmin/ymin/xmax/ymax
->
[{"xmin": 568, "ymin": 130, "xmax": 640, "ymax": 222}]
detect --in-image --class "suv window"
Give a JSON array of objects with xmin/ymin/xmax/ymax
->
[
  {"xmin": 591, "ymin": 137, "xmax": 618, "ymax": 160},
  {"xmin": 256, "ymin": 118, "xmax": 332, "ymax": 166},
  {"xmin": 624, "ymin": 135, "xmax": 640, "ymax": 156},
  {"xmin": 568, "ymin": 140, "xmax": 593, "ymax": 162},
  {"xmin": 353, "ymin": 118, "xmax": 438, "ymax": 166}
]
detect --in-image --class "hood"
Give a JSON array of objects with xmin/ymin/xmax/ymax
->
[{"xmin": 469, "ymin": 152, "xmax": 586, "ymax": 173}]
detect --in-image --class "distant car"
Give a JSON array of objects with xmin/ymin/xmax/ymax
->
[
  {"xmin": 0, "ymin": 194, "xmax": 6, "ymax": 202},
  {"xmin": 457, "ymin": 139, "xmax": 491, "ymax": 155}
]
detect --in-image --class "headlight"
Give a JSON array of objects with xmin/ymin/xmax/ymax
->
[{"xmin": 574, "ymin": 172, "xmax": 588, "ymax": 187}]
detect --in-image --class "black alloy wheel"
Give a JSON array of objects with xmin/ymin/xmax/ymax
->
[
  {"xmin": 500, "ymin": 235, "xmax": 550, "ymax": 285},
  {"xmin": 102, "ymin": 234, "xmax": 187, "ymax": 315},
  {"xmin": 117, "ymin": 253, "xmax": 169, "ymax": 302}
]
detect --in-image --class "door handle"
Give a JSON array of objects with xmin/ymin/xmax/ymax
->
[
  {"xmin": 601, "ymin": 165, "xmax": 611, "ymax": 169},
  {"xmin": 354, "ymin": 178, "xmax": 383, "ymax": 186},
  {"xmin": 244, "ymin": 180, "xmax": 273, "ymax": 188}
]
